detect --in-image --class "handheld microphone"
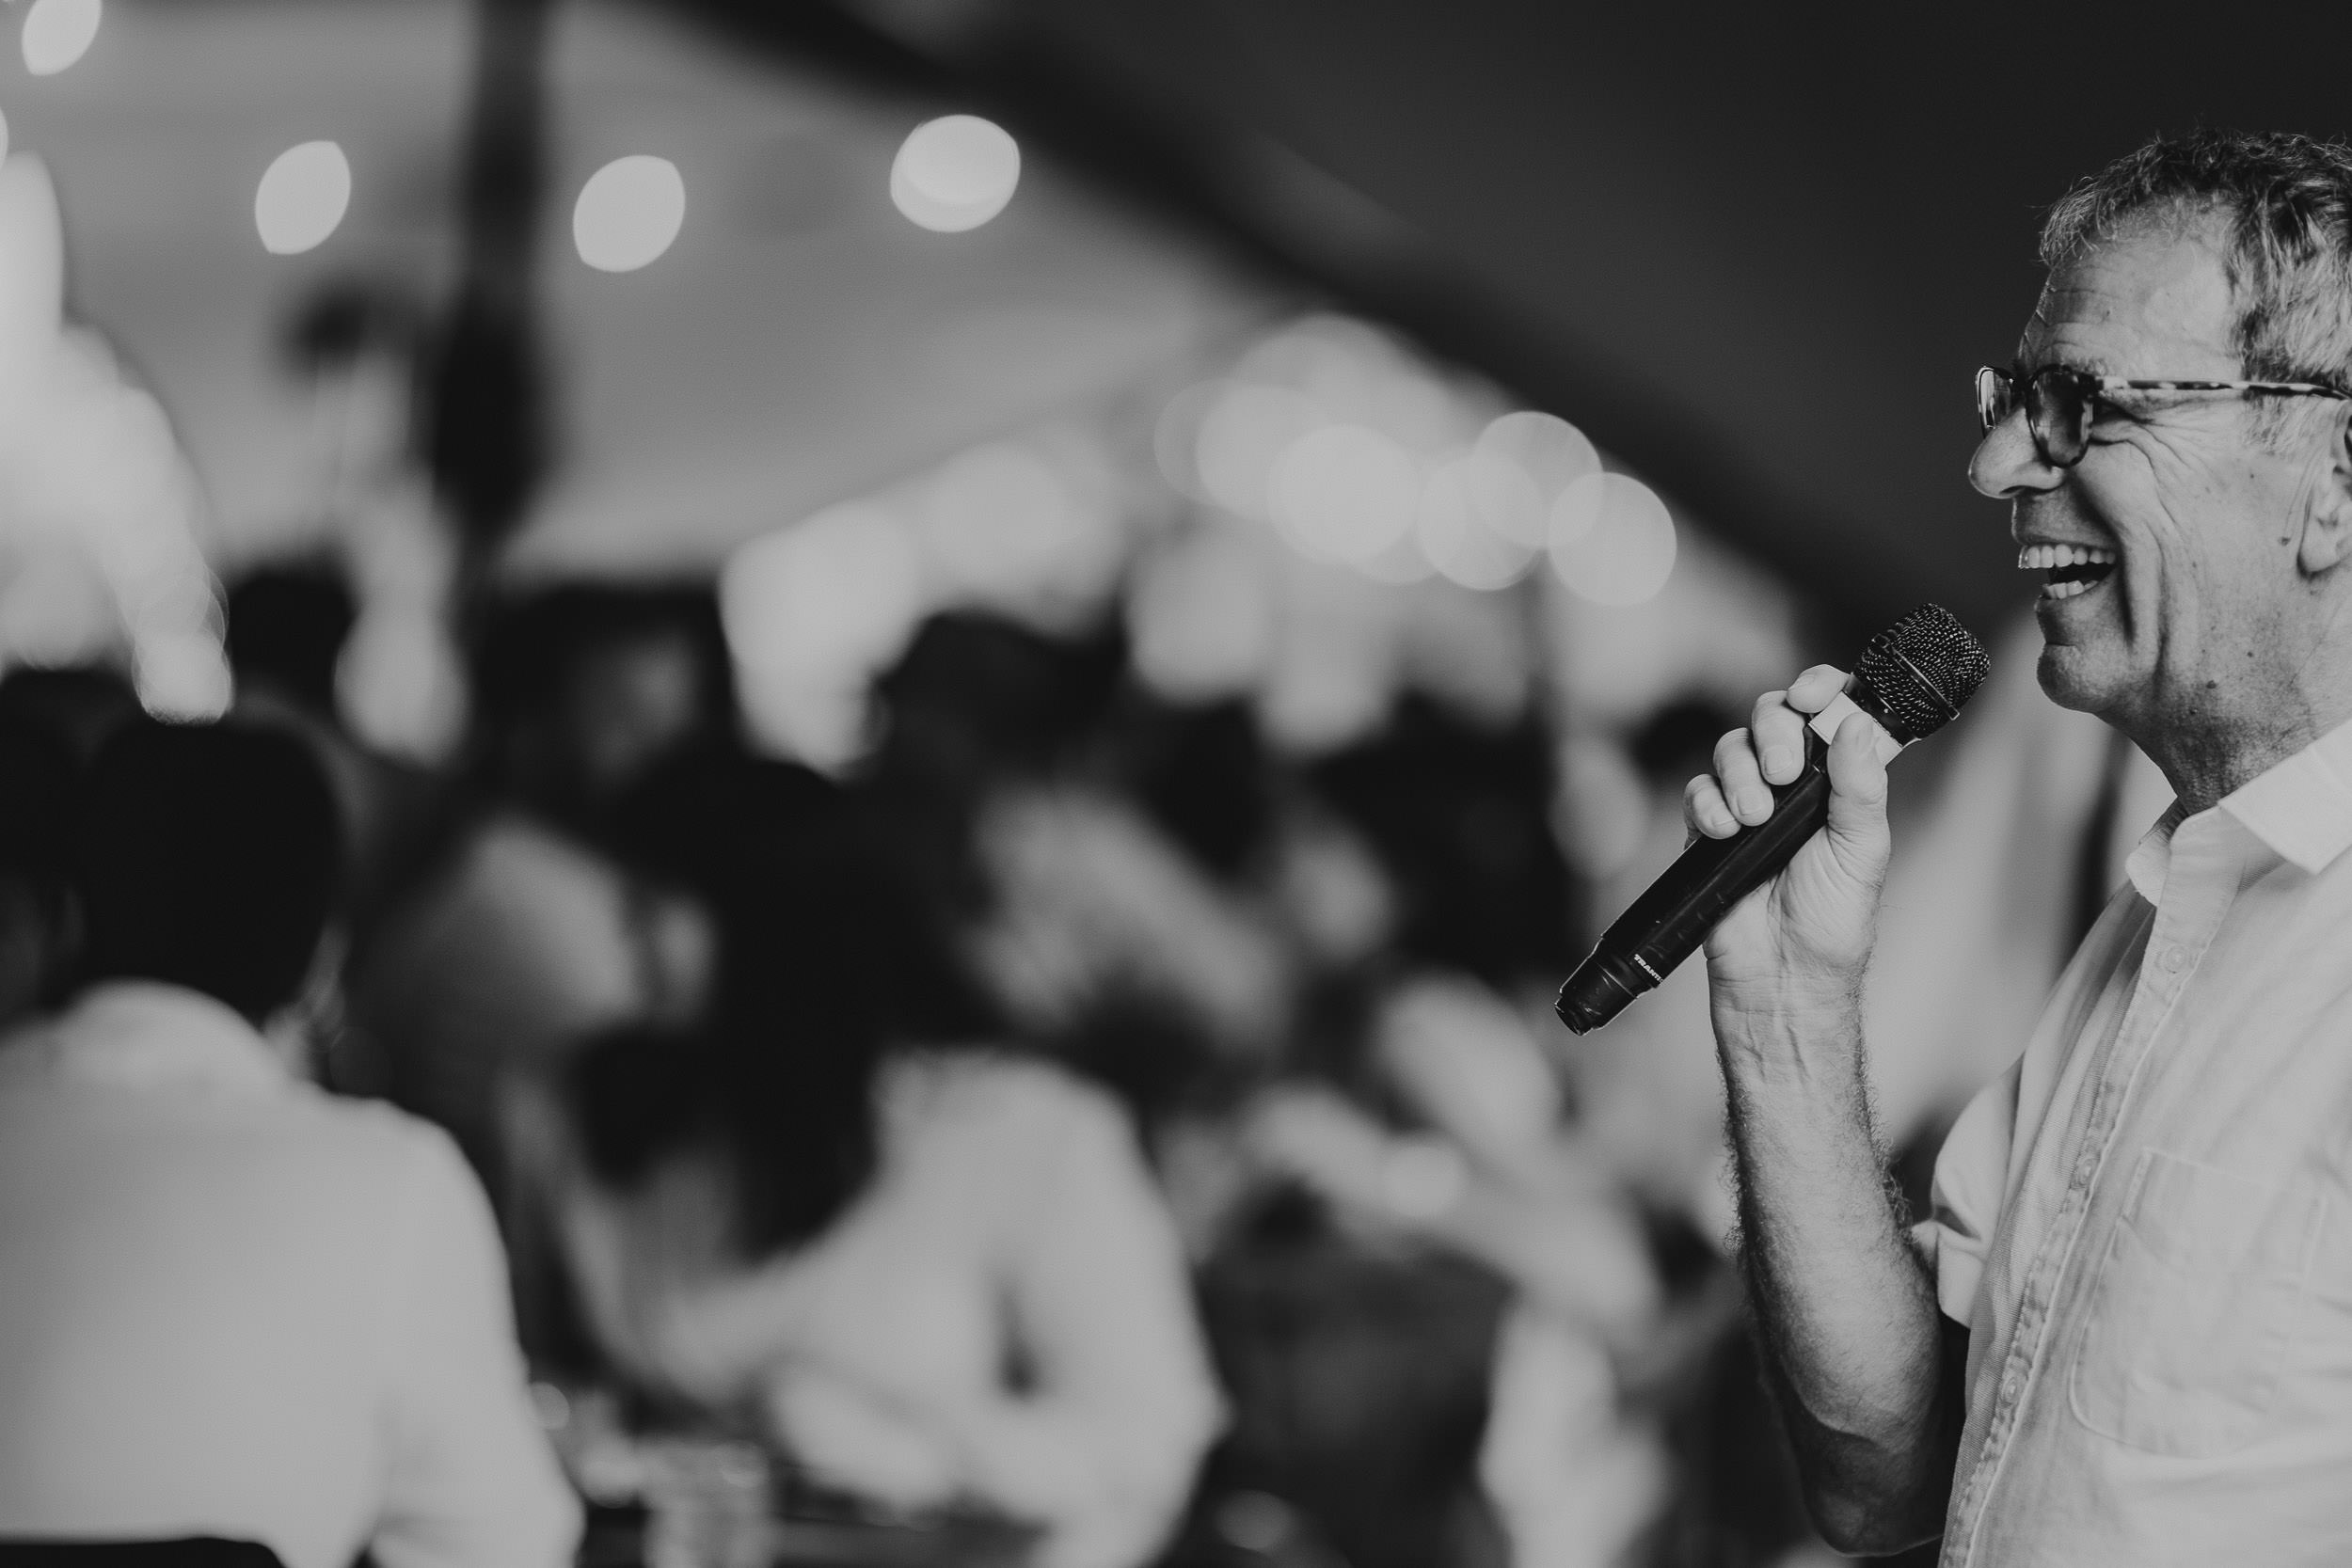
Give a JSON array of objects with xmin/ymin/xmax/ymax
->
[{"xmin": 1554, "ymin": 604, "xmax": 1991, "ymax": 1035}]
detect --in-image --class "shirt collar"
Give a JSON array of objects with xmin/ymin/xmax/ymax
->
[
  {"xmin": 2217, "ymin": 715, "xmax": 2352, "ymax": 877},
  {"xmin": 0, "ymin": 981, "xmax": 290, "ymax": 1097},
  {"xmin": 2124, "ymin": 801, "xmax": 2189, "ymax": 906},
  {"xmin": 2121, "ymin": 716, "xmax": 2352, "ymax": 905}
]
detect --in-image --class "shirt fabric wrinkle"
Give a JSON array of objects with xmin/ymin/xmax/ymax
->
[{"xmin": 1919, "ymin": 716, "xmax": 2352, "ymax": 1567}]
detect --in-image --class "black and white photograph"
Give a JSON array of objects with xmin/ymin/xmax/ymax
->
[{"xmin": 0, "ymin": 5, "xmax": 2347, "ymax": 1566}]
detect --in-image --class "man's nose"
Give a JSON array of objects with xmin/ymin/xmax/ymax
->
[{"xmin": 1968, "ymin": 410, "xmax": 2064, "ymax": 499}]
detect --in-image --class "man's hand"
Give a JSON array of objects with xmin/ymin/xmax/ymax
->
[{"xmin": 1684, "ymin": 665, "xmax": 1894, "ymax": 1016}]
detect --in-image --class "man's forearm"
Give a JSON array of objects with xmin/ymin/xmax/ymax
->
[{"xmin": 1717, "ymin": 991, "xmax": 1960, "ymax": 1553}]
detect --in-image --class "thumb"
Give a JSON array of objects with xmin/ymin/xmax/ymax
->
[{"xmin": 1820, "ymin": 709, "xmax": 1893, "ymax": 886}]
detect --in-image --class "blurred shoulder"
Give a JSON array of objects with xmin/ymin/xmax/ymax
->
[
  {"xmin": 882, "ymin": 1048, "xmax": 1130, "ymax": 1162},
  {"xmin": 269, "ymin": 1083, "xmax": 488, "ymax": 1208}
]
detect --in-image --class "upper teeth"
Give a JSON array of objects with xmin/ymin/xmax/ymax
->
[{"xmin": 2017, "ymin": 543, "xmax": 2118, "ymax": 571}]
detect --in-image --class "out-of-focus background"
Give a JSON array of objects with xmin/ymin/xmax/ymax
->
[{"xmin": 0, "ymin": 2, "xmax": 2309, "ymax": 1564}]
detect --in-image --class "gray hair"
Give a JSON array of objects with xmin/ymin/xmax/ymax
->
[{"xmin": 2042, "ymin": 130, "xmax": 2352, "ymax": 439}]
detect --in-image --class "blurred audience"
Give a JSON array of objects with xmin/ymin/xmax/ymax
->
[
  {"xmin": 513, "ymin": 749, "xmax": 1224, "ymax": 1568},
  {"xmin": 0, "ymin": 721, "xmax": 576, "ymax": 1568},
  {"xmin": 348, "ymin": 583, "xmax": 735, "ymax": 1181}
]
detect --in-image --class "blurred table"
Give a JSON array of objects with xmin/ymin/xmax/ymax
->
[
  {"xmin": 544, "ymin": 1386, "xmax": 1039, "ymax": 1568},
  {"xmin": 577, "ymin": 1503, "xmax": 1037, "ymax": 1568}
]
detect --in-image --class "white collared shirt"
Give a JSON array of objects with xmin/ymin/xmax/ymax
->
[
  {"xmin": 1918, "ymin": 718, "xmax": 2352, "ymax": 1566},
  {"xmin": 0, "ymin": 983, "xmax": 580, "ymax": 1568}
]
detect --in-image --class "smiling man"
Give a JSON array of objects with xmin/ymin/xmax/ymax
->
[{"xmin": 1680, "ymin": 130, "xmax": 2352, "ymax": 1564}]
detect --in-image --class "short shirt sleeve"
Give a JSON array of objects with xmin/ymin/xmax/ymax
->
[{"xmin": 1910, "ymin": 1056, "xmax": 2023, "ymax": 1329}]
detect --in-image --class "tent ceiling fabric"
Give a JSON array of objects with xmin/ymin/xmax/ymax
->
[
  {"xmin": 5, "ymin": 0, "xmax": 1260, "ymax": 575},
  {"xmin": 16, "ymin": 0, "xmax": 2352, "ymax": 622},
  {"xmin": 763, "ymin": 0, "xmax": 2352, "ymax": 629},
  {"xmin": 2, "ymin": 0, "xmax": 471, "ymax": 562}
]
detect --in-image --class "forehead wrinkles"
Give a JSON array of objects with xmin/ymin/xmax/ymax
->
[{"xmin": 2021, "ymin": 232, "xmax": 2241, "ymax": 372}]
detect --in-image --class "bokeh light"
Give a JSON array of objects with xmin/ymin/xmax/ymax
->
[
  {"xmin": 573, "ymin": 155, "xmax": 686, "ymax": 273},
  {"xmin": 254, "ymin": 141, "xmax": 351, "ymax": 257},
  {"xmin": 919, "ymin": 440, "xmax": 1120, "ymax": 630},
  {"xmin": 22, "ymin": 0, "xmax": 101, "ymax": 77},
  {"xmin": 890, "ymin": 115, "xmax": 1020, "ymax": 233},
  {"xmin": 1416, "ymin": 458, "xmax": 1536, "ymax": 591},
  {"xmin": 1549, "ymin": 471, "xmax": 1677, "ymax": 605},
  {"xmin": 1152, "ymin": 380, "xmax": 1225, "ymax": 504},
  {"xmin": 1194, "ymin": 383, "xmax": 1318, "ymax": 519},
  {"xmin": 1468, "ymin": 411, "xmax": 1599, "ymax": 547},
  {"xmin": 1268, "ymin": 423, "xmax": 1421, "ymax": 564}
]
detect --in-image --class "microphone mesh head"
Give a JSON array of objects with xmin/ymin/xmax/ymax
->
[{"xmin": 1854, "ymin": 604, "xmax": 1991, "ymax": 741}]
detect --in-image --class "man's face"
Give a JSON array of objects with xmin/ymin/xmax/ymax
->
[{"xmin": 1969, "ymin": 219, "xmax": 2343, "ymax": 741}]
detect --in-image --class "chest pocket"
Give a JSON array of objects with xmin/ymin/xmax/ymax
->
[{"xmin": 2068, "ymin": 1148, "xmax": 2323, "ymax": 1458}]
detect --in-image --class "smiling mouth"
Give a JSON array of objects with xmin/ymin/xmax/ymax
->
[{"xmin": 2017, "ymin": 542, "xmax": 2118, "ymax": 602}]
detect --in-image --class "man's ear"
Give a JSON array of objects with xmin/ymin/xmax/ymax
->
[{"xmin": 2297, "ymin": 405, "xmax": 2352, "ymax": 576}]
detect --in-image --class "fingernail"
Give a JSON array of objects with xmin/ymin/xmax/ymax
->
[
  {"xmin": 1761, "ymin": 747, "xmax": 1795, "ymax": 781},
  {"xmin": 1737, "ymin": 787, "xmax": 1772, "ymax": 817}
]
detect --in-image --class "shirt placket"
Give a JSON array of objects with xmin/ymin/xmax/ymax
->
[{"xmin": 1942, "ymin": 825, "xmax": 2237, "ymax": 1567}]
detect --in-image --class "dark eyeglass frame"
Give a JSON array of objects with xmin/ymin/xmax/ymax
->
[{"xmin": 1975, "ymin": 364, "xmax": 2349, "ymax": 468}]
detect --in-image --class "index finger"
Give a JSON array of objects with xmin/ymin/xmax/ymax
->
[{"xmin": 1783, "ymin": 664, "xmax": 1850, "ymax": 717}]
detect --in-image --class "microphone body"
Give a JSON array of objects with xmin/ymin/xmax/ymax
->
[{"xmin": 1554, "ymin": 605, "xmax": 1990, "ymax": 1036}]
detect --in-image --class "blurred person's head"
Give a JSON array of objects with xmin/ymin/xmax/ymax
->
[
  {"xmin": 611, "ymin": 745, "xmax": 993, "ymax": 1044},
  {"xmin": 1972, "ymin": 130, "xmax": 2352, "ymax": 798},
  {"xmin": 284, "ymin": 277, "xmax": 423, "ymax": 372},
  {"xmin": 966, "ymin": 780, "xmax": 1291, "ymax": 1066},
  {"xmin": 281, "ymin": 277, "xmax": 425, "ymax": 471},
  {"xmin": 0, "ymin": 717, "xmax": 80, "ymax": 1024},
  {"xmin": 1105, "ymin": 697, "xmax": 1278, "ymax": 882},
  {"xmin": 1307, "ymin": 697, "xmax": 1568, "ymax": 990},
  {"xmin": 471, "ymin": 583, "xmax": 736, "ymax": 826},
  {"xmin": 226, "ymin": 562, "xmax": 358, "ymax": 718},
  {"xmin": 869, "ymin": 612, "xmax": 1121, "ymax": 806},
  {"xmin": 862, "ymin": 611, "xmax": 1124, "ymax": 924},
  {"xmin": 577, "ymin": 747, "xmax": 997, "ymax": 1255},
  {"xmin": 78, "ymin": 721, "xmax": 342, "ymax": 1026}
]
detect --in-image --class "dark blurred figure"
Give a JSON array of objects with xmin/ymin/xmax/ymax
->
[
  {"xmin": 226, "ymin": 564, "xmax": 357, "ymax": 718},
  {"xmin": 0, "ymin": 718, "xmax": 79, "ymax": 1029},
  {"xmin": 512, "ymin": 747, "xmax": 1222, "ymax": 1568},
  {"xmin": 469, "ymin": 583, "xmax": 736, "ymax": 836},
  {"xmin": 348, "ymin": 581, "xmax": 735, "ymax": 1179},
  {"xmin": 0, "ymin": 665, "xmax": 143, "ymax": 767},
  {"xmin": 224, "ymin": 563, "xmax": 430, "ymax": 933},
  {"xmin": 1306, "ymin": 695, "xmax": 1569, "ymax": 993},
  {"xmin": 0, "ymin": 721, "xmax": 577, "ymax": 1567},
  {"xmin": 1109, "ymin": 698, "xmax": 1279, "ymax": 886},
  {"xmin": 862, "ymin": 610, "xmax": 1124, "ymax": 916}
]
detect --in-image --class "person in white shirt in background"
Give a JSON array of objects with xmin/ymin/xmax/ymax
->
[{"xmin": 0, "ymin": 721, "xmax": 579, "ymax": 1568}]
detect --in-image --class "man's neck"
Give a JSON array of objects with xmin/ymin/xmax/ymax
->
[{"xmin": 2131, "ymin": 691, "xmax": 2348, "ymax": 817}]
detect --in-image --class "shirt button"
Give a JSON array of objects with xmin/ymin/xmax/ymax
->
[{"xmin": 2161, "ymin": 943, "xmax": 2187, "ymax": 973}]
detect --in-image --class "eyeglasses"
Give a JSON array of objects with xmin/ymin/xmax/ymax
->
[{"xmin": 1975, "ymin": 364, "xmax": 2349, "ymax": 468}]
